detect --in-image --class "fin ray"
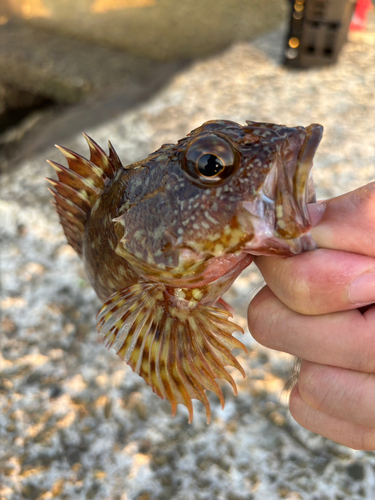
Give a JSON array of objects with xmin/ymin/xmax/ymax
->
[
  {"xmin": 108, "ymin": 140, "xmax": 123, "ymax": 171},
  {"xmin": 97, "ymin": 282, "xmax": 246, "ymax": 421},
  {"xmin": 48, "ymin": 135, "xmax": 123, "ymax": 256},
  {"xmin": 184, "ymin": 324, "xmax": 225, "ymax": 410},
  {"xmin": 55, "ymin": 145, "xmax": 106, "ymax": 189},
  {"xmin": 83, "ymin": 133, "xmax": 116, "ymax": 177}
]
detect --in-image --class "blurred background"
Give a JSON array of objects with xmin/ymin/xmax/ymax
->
[
  {"xmin": 0, "ymin": 0, "xmax": 288, "ymax": 169},
  {"xmin": 1, "ymin": 1, "xmax": 375, "ymax": 500}
]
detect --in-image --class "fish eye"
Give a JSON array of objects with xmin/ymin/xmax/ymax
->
[
  {"xmin": 196, "ymin": 154, "xmax": 224, "ymax": 177},
  {"xmin": 183, "ymin": 133, "xmax": 238, "ymax": 187}
]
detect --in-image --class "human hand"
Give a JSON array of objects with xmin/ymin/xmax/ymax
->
[{"xmin": 247, "ymin": 182, "xmax": 375, "ymax": 449}]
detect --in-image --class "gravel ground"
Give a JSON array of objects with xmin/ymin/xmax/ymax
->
[{"xmin": 1, "ymin": 13, "xmax": 375, "ymax": 500}]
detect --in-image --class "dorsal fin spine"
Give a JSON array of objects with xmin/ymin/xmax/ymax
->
[
  {"xmin": 46, "ymin": 178, "xmax": 92, "ymax": 209},
  {"xmin": 108, "ymin": 140, "xmax": 122, "ymax": 172},
  {"xmin": 83, "ymin": 133, "xmax": 117, "ymax": 177},
  {"xmin": 55, "ymin": 145, "xmax": 108, "ymax": 188}
]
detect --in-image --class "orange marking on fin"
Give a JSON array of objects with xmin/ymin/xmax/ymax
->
[{"xmin": 96, "ymin": 282, "xmax": 246, "ymax": 423}]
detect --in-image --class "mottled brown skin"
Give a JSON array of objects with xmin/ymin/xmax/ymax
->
[
  {"xmin": 48, "ymin": 119, "xmax": 323, "ymax": 422},
  {"xmin": 84, "ymin": 120, "xmax": 321, "ymax": 295},
  {"xmin": 83, "ymin": 167, "xmax": 140, "ymax": 300}
]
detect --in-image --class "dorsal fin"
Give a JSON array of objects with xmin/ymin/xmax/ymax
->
[{"xmin": 47, "ymin": 134, "xmax": 123, "ymax": 257}]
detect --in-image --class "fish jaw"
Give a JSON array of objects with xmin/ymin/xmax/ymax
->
[
  {"xmin": 164, "ymin": 252, "xmax": 253, "ymax": 306},
  {"xmin": 115, "ymin": 239, "xmax": 253, "ymax": 289},
  {"xmin": 240, "ymin": 123, "xmax": 323, "ymax": 256}
]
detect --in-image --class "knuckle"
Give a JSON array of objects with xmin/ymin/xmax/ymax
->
[
  {"xmin": 353, "ymin": 182, "xmax": 375, "ymax": 211},
  {"xmin": 349, "ymin": 428, "xmax": 375, "ymax": 451},
  {"xmin": 356, "ymin": 320, "xmax": 375, "ymax": 373},
  {"xmin": 281, "ymin": 260, "xmax": 316, "ymax": 315},
  {"xmin": 247, "ymin": 292, "xmax": 279, "ymax": 348},
  {"xmin": 355, "ymin": 346, "xmax": 375, "ymax": 374},
  {"xmin": 298, "ymin": 363, "xmax": 340, "ymax": 413},
  {"xmin": 247, "ymin": 304, "xmax": 269, "ymax": 346},
  {"xmin": 351, "ymin": 183, "xmax": 375, "ymax": 236},
  {"xmin": 297, "ymin": 365, "xmax": 322, "ymax": 409},
  {"xmin": 288, "ymin": 386, "xmax": 301, "ymax": 417},
  {"xmin": 256, "ymin": 254, "xmax": 321, "ymax": 315}
]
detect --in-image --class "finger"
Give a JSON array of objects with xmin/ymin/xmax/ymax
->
[
  {"xmin": 309, "ymin": 182, "xmax": 375, "ymax": 257},
  {"xmin": 297, "ymin": 361, "xmax": 375, "ymax": 429},
  {"xmin": 254, "ymin": 249, "xmax": 375, "ymax": 315},
  {"xmin": 247, "ymin": 285, "xmax": 375, "ymax": 373},
  {"xmin": 289, "ymin": 385, "xmax": 375, "ymax": 450}
]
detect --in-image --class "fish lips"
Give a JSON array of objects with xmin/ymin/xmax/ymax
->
[{"xmin": 242, "ymin": 123, "xmax": 323, "ymax": 256}]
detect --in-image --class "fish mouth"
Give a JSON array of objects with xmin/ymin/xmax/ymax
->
[
  {"xmin": 242, "ymin": 123, "xmax": 323, "ymax": 256},
  {"xmin": 274, "ymin": 123, "xmax": 323, "ymax": 240}
]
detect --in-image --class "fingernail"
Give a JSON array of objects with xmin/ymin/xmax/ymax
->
[
  {"xmin": 349, "ymin": 272, "xmax": 375, "ymax": 305},
  {"xmin": 307, "ymin": 202, "xmax": 326, "ymax": 227}
]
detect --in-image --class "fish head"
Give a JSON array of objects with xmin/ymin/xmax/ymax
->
[{"xmin": 114, "ymin": 119, "xmax": 323, "ymax": 286}]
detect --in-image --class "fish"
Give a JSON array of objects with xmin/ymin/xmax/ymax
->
[{"xmin": 47, "ymin": 119, "xmax": 323, "ymax": 422}]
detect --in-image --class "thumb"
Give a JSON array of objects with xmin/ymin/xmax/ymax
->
[{"xmin": 308, "ymin": 182, "xmax": 375, "ymax": 257}]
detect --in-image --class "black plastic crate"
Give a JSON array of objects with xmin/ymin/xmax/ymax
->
[{"xmin": 284, "ymin": 0, "xmax": 358, "ymax": 67}]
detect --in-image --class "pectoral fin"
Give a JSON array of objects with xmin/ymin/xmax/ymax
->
[{"xmin": 96, "ymin": 282, "xmax": 247, "ymax": 423}]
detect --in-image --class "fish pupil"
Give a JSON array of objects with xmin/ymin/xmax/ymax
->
[{"xmin": 197, "ymin": 154, "xmax": 224, "ymax": 177}]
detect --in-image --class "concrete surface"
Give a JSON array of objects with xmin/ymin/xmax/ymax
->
[
  {"xmin": 1, "ymin": 11, "xmax": 375, "ymax": 500},
  {"xmin": 3, "ymin": 0, "xmax": 287, "ymax": 60},
  {"xmin": 0, "ymin": 20, "xmax": 174, "ymax": 103},
  {"xmin": 0, "ymin": 0, "xmax": 286, "ymax": 157}
]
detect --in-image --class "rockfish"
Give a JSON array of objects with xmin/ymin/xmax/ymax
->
[{"xmin": 47, "ymin": 119, "xmax": 323, "ymax": 422}]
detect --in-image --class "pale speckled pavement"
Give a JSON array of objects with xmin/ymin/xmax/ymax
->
[{"xmin": 1, "ymin": 13, "xmax": 375, "ymax": 500}]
